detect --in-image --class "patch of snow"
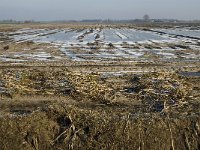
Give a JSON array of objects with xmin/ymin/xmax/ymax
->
[
  {"xmin": 115, "ymin": 31, "xmax": 128, "ymax": 39},
  {"xmin": 0, "ymin": 55, "xmax": 26, "ymax": 62},
  {"xmin": 156, "ymin": 52, "xmax": 177, "ymax": 58}
]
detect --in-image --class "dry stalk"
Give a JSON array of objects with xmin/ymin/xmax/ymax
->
[{"xmin": 167, "ymin": 115, "xmax": 175, "ymax": 150}]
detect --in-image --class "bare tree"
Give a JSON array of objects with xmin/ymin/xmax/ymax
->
[{"xmin": 143, "ymin": 14, "xmax": 150, "ymax": 21}]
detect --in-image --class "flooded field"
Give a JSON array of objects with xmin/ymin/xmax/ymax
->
[{"xmin": 0, "ymin": 23, "xmax": 199, "ymax": 149}]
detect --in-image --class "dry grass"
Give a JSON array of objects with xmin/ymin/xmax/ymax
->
[
  {"xmin": 0, "ymin": 69, "xmax": 115, "ymax": 104},
  {"xmin": 0, "ymin": 101, "xmax": 199, "ymax": 150},
  {"xmin": 125, "ymin": 72, "xmax": 192, "ymax": 112},
  {"xmin": 0, "ymin": 68, "xmax": 199, "ymax": 150}
]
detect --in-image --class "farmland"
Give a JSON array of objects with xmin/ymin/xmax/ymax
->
[{"xmin": 0, "ymin": 23, "xmax": 200, "ymax": 149}]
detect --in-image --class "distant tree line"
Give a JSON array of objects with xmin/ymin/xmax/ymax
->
[
  {"xmin": 0, "ymin": 19, "xmax": 39, "ymax": 24},
  {"xmin": 1, "ymin": 17, "xmax": 200, "ymax": 24}
]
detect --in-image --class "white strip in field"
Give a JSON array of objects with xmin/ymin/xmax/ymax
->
[
  {"xmin": 4, "ymin": 27, "xmax": 200, "ymax": 62},
  {"xmin": 11, "ymin": 28, "xmax": 172, "ymax": 44}
]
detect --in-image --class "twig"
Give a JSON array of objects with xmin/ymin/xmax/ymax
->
[
  {"xmin": 167, "ymin": 115, "xmax": 175, "ymax": 150},
  {"xmin": 52, "ymin": 126, "xmax": 71, "ymax": 145}
]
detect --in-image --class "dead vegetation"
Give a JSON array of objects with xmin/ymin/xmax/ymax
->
[
  {"xmin": 125, "ymin": 72, "xmax": 193, "ymax": 112},
  {"xmin": 0, "ymin": 69, "xmax": 114, "ymax": 104},
  {"xmin": 0, "ymin": 69, "xmax": 199, "ymax": 150},
  {"xmin": 0, "ymin": 101, "xmax": 199, "ymax": 150},
  {"xmin": 66, "ymin": 72, "xmax": 113, "ymax": 103},
  {"xmin": 0, "ymin": 69, "xmax": 197, "ymax": 108},
  {"xmin": 0, "ymin": 69, "xmax": 74, "ymax": 97}
]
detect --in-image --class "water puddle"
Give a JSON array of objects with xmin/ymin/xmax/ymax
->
[{"xmin": 179, "ymin": 72, "xmax": 200, "ymax": 77}]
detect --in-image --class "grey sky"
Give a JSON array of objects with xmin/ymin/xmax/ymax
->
[{"xmin": 0, "ymin": 0, "xmax": 199, "ymax": 21}]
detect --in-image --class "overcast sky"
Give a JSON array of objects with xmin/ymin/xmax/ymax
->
[{"xmin": 0, "ymin": 0, "xmax": 200, "ymax": 21}]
